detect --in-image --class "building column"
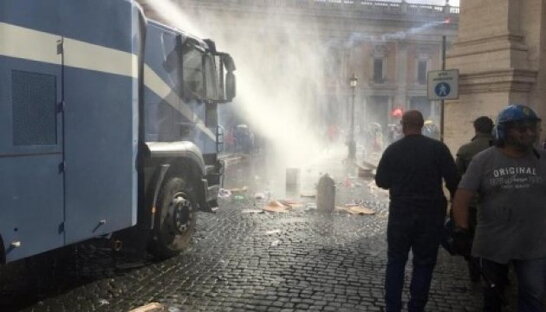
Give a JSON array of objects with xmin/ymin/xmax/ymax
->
[
  {"xmin": 445, "ymin": 0, "xmax": 543, "ymax": 151},
  {"xmin": 388, "ymin": 96, "xmax": 394, "ymax": 123}
]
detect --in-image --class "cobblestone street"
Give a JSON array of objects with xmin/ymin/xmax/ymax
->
[
  {"xmin": 5, "ymin": 0, "xmax": 546, "ymax": 311},
  {"xmin": 2, "ymin": 153, "xmax": 488, "ymax": 312}
]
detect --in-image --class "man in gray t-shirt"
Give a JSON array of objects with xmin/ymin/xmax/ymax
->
[
  {"xmin": 452, "ymin": 104, "xmax": 546, "ymax": 312},
  {"xmin": 459, "ymin": 147, "xmax": 546, "ymax": 262}
]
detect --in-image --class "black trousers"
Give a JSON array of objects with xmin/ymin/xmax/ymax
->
[
  {"xmin": 480, "ymin": 257, "xmax": 546, "ymax": 312},
  {"xmin": 385, "ymin": 200, "xmax": 446, "ymax": 312}
]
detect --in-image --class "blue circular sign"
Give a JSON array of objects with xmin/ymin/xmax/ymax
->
[{"xmin": 435, "ymin": 82, "xmax": 451, "ymax": 97}]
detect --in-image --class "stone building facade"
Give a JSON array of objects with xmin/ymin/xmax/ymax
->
[{"xmin": 446, "ymin": 0, "xmax": 546, "ymax": 151}]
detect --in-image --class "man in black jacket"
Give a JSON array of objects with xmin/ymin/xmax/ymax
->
[
  {"xmin": 454, "ymin": 116, "xmax": 494, "ymax": 282},
  {"xmin": 375, "ymin": 110, "xmax": 458, "ymax": 312}
]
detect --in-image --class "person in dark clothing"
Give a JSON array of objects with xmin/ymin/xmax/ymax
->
[
  {"xmin": 375, "ymin": 110, "xmax": 459, "ymax": 312},
  {"xmin": 454, "ymin": 116, "xmax": 495, "ymax": 282},
  {"xmin": 456, "ymin": 116, "xmax": 495, "ymax": 173}
]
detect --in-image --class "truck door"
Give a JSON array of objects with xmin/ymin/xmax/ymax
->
[
  {"xmin": 61, "ymin": 1, "xmax": 139, "ymax": 244},
  {"xmin": 0, "ymin": 22, "xmax": 65, "ymax": 262}
]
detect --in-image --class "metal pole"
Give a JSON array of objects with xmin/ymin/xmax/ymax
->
[
  {"xmin": 440, "ymin": 35, "xmax": 446, "ymax": 142},
  {"xmin": 349, "ymin": 86, "xmax": 356, "ymax": 160}
]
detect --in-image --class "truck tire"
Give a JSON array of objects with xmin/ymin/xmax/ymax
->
[{"xmin": 150, "ymin": 175, "xmax": 196, "ymax": 259}]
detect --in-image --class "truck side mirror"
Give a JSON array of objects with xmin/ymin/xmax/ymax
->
[
  {"xmin": 222, "ymin": 54, "xmax": 236, "ymax": 72},
  {"xmin": 225, "ymin": 71, "xmax": 236, "ymax": 101}
]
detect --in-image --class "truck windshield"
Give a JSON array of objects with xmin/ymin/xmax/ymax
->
[
  {"xmin": 183, "ymin": 47, "xmax": 204, "ymax": 99},
  {"xmin": 204, "ymin": 55, "xmax": 218, "ymax": 100}
]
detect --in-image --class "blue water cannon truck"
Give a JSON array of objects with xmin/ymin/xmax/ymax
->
[{"xmin": 0, "ymin": 0, "xmax": 236, "ymax": 262}]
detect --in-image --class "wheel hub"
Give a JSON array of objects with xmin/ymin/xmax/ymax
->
[{"xmin": 170, "ymin": 192, "xmax": 192, "ymax": 234}]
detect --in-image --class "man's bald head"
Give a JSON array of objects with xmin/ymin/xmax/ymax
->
[{"xmin": 401, "ymin": 110, "xmax": 424, "ymax": 134}]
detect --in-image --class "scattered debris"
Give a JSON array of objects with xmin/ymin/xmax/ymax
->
[
  {"xmin": 345, "ymin": 200, "xmax": 363, "ymax": 206},
  {"xmin": 367, "ymin": 181, "xmax": 387, "ymax": 196},
  {"xmin": 98, "ymin": 299, "xmax": 110, "ymax": 306},
  {"xmin": 254, "ymin": 191, "xmax": 272, "ymax": 208},
  {"xmin": 265, "ymin": 229, "xmax": 281, "ymax": 235},
  {"xmin": 336, "ymin": 204, "xmax": 376, "ymax": 216},
  {"xmin": 343, "ymin": 177, "xmax": 353, "ymax": 187},
  {"xmin": 218, "ymin": 188, "xmax": 232, "ymax": 199},
  {"xmin": 270, "ymin": 239, "xmax": 281, "ymax": 247},
  {"xmin": 229, "ymin": 186, "xmax": 248, "ymax": 194},
  {"xmin": 304, "ymin": 203, "xmax": 317, "ymax": 211},
  {"xmin": 278, "ymin": 199, "xmax": 304, "ymax": 209},
  {"xmin": 358, "ymin": 167, "xmax": 375, "ymax": 179},
  {"xmin": 357, "ymin": 162, "xmax": 376, "ymax": 179},
  {"xmin": 361, "ymin": 159, "xmax": 378, "ymax": 169},
  {"xmin": 128, "ymin": 302, "xmax": 166, "ymax": 312},
  {"xmin": 346, "ymin": 205, "xmax": 376, "ymax": 215},
  {"xmin": 241, "ymin": 209, "xmax": 264, "ymax": 214},
  {"xmin": 263, "ymin": 200, "xmax": 291, "ymax": 213}
]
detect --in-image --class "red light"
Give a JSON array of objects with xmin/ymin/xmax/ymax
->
[
  {"xmin": 444, "ymin": 18, "xmax": 451, "ymax": 24},
  {"xmin": 391, "ymin": 108, "xmax": 403, "ymax": 118}
]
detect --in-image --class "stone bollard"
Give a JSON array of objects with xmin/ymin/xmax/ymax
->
[
  {"xmin": 316, "ymin": 174, "xmax": 335, "ymax": 213},
  {"xmin": 286, "ymin": 168, "xmax": 300, "ymax": 194}
]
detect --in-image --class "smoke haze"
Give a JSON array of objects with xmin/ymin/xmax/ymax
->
[{"xmin": 139, "ymin": 0, "xmax": 454, "ymax": 195}]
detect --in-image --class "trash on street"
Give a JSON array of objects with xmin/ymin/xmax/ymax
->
[
  {"xmin": 218, "ymin": 188, "xmax": 232, "ymax": 199},
  {"xmin": 358, "ymin": 167, "xmax": 375, "ymax": 179},
  {"xmin": 98, "ymin": 299, "xmax": 110, "ymax": 306},
  {"xmin": 357, "ymin": 162, "xmax": 376, "ymax": 179},
  {"xmin": 278, "ymin": 199, "xmax": 304, "ymax": 209},
  {"xmin": 367, "ymin": 181, "xmax": 379, "ymax": 191},
  {"xmin": 228, "ymin": 186, "xmax": 248, "ymax": 194},
  {"xmin": 241, "ymin": 209, "xmax": 264, "ymax": 214},
  {"xmin": 265, "ymin": 229, "xmax": 281, "ymax": 235},
  {"xmin": 128, "ymin": 302, "xmax": 166, "ymax": 312},
  {"xmin": 263, "ymin": 200, "xmax": 291, "ymax": 213},
  {"xmin": 336, "ymin": 203, "xmax": 375, "ymax": 215},
  {"xmin": 304, "ymin": 203, "xmax": 317, "ymax": 211}
]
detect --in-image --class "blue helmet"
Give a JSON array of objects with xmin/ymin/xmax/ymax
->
[{"xmin": 495, "ymin": 104, "xmax": 541, "ymax": 140}]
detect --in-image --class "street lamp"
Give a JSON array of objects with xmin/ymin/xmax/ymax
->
[{"xmin": 348, "ymin": 73, "xmax": 358, "ymax": 161}]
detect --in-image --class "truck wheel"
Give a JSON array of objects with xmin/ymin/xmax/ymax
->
[{"xmin": 150, "ymin": 176, "xmax": 196, "ymax": 259}]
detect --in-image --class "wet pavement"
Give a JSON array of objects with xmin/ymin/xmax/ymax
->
[{"xmin": 0, "ymin": 151, "xmax": 493, "ymax": 311}]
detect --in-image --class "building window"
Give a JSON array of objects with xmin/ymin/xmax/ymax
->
[
  {"xmin": 417, "ymin": 60, "xmax": 427, "ymax": 84},
  {"xmin": 373, "ymin": 58, "xmax": 384, "ymax": 83}
]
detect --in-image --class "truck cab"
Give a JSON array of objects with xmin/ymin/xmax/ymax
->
[{"xmin": 0, "ymin": 0, "xmax": 235, "ymax": 263}]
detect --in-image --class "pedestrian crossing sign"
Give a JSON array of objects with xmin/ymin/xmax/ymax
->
[{"xmin": 427, "ymin": 69, "xmax": 459, "ymax": 100}]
